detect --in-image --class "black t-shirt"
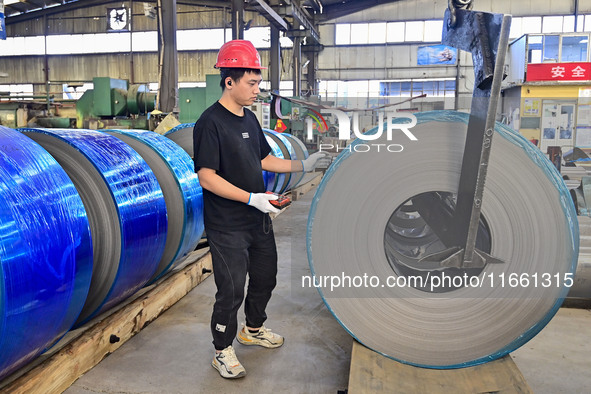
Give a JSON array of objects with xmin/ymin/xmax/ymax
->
[{"xmin": 193, "ymin": 101, "xmax": 272, "ymax": 230}]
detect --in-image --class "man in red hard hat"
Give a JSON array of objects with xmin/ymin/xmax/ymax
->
[{"xmin": 192, "ymin": 40, "xmax": 325, "ymax": 379}]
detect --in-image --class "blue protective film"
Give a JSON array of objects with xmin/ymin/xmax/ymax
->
[
  {"xmin": 20, "ymin": 128, "xmax": 167, "ymax": 324},
  {"xmin": 104, "ymin": 130, "xmax": 204, "ymax": 282},
  {"xmin": 280, "ymin": 132, "xmax": 308, "ymax": 188},
  {"xmin": 306, "ymin": 110, "xmax": 579, "ymax": 369},
  {"xmin": 0, "ymin": 126, "xmax": 92, "ymax": 379},
  {"xmin": 264, "ymin": 129, "xmax": 299, "ymax": 193},
  {"xmin": 263, "ymin": 134, "xmax": 285, "ymax": 193}
]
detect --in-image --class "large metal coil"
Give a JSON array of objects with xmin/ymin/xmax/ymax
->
[
  {"xmin": 307, "ymin": 111, "xmax": 578, "ymax": 368},
  {"xmin": 22, "ymin": 128, "xmax": 167, "ymax": 324},
  {"xmin": 264, "ymin": 134, "xmax": 286, "ymax": 193},
  {"xmin": 167, "ymin": 122, "xmax": 310, "ymax": 193},
  {"xmin": 165, "ymin": 123, "xmax": 195, "ymax": 157},
  {"xmin": 263, "ymin": 129, "xmax": 301, "ymax": 193},
  {"xmin": 571, "ymin": 216, "xmax": 591, "ymax": 298},
  {"xmin": 105, "ymin": 130, "xmax": 204, "ymax": 283},
  {"xmin": 0, "ymin": 126, "xmax": 93, "ymax": 379},
  {"xmin": 280, "ymin": 132, "xmax": 309, "ymax": 188}
]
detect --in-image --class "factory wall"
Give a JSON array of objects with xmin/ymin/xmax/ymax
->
[
  {"xmin": 328, "ymin": 0, "xmax": 591, "ymax": 23},
  {"xmin": 0, "ymin": 51, "xmax": 287, "ymax": 85},
  {"xmin": 1, "ymin": 4, "xmax": 291, "ymax": 87},
  {"xmin": 6, "ymin": 4, "xmax": 270, "ymax": 36},
  {"xmin": 1, "ymin": 0, "xmax": 589, "ymax": 113},
  {"xmin": 315, "ymin": 0, "xmax": 590, "ymax": 110}
]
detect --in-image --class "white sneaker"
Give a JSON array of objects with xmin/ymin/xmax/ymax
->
[
  {"xmin": 236, "ymin": 325, "xmax": 284, "ymax": 348},
  {"xmin": 212, "ymin": 345, "xmax": 246, "ymax": 379}
]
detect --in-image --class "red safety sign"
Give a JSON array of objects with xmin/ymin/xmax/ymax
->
[{"xmin": 526, "ymin": 62, "xmax": 591, "ymax": 81}]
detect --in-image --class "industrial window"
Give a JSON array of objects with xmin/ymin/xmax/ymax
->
[
  {"xmin": 350, "ymin": 23, "xmax": 370, "ymax": 44},
  {"xmin": 522, "ymin": 17, "xmax": 543, "ymax": 35},
  {"xmin": 543, "ymin": 16, "xmax": 564, "ymax": 34},
  {"xmin": 62, "ymin": 83, "xmax": 93, "ymax": 100},
  {"xmin": 368, "ymin": 23, "xmax": 387, "ymax": 44},
  {"xmin": 335, "ymin": 24, "xmax": 351, "ymax": 45},
  {"xmin": 405, "ymin": 21, "xmax": 424, "ymax": 42},
  {"xmin": 543, "ymin": 35, "xmax": 560, "ymax": 62},
  {"xmin": 178, "ymin": 29, "xmax": 225, "ymax": 50},
  {"xmin": 561, "ymin": 35, "xmax": 588, "ymax": 62},
  {"xmin": 0, "ymin": 84, "xmax": 35, "ymax": 100},
  {"xmin": 132, "ymin": 31, "xmax": 157, "ymax": 52},
  {"xmin": 334, "ymin": 16, "xmax": 591, "ymax": 47},
  {"xmin": 379, "ymin": 79, "xmax": 455, "ymax": 98},
  {"xmin": 528, "ymin": 34, "xmax": 590, "ymax": 63},
  {"xmin": 528, "ymin": 35, "xmax": 543, "ymax": 63},
  {"xmin": 386, "ymin": 22, "xmax": 405, "ymax": 43},
  {"xmin": 0, "ymin": 27, "xmax": 288, "ymax": 56},
  {"xmin": 244, "ymin": 27, "xmax": 272, "ymax": 48},
  {"xmin": 424, "ymin": 20, "xmax": 444, "ymax": 42}
]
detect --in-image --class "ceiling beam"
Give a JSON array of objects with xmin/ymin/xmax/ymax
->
[
  {"xmin": 318, "ymin": 0, "xmax": 403, "ymax": 22},
  {"xmin": 249, "ymin": 0, "xmax": 288, "ymax": 30},
  {"xmin": 5, "ymin": 0, "xmax": 230, "ymax": 24}
]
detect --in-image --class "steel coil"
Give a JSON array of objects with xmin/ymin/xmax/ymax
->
[
  {"xmin": 280, "ymin": 132, "xmax": 309, "ymax": 188},
  {"xmin": 105, "ymin": 130, "xmax": 204, "ymax": 282},
  {"xmin": 22, "ymin": 128, "xmax": 167, "ymax": 324},
  {"xmin": 263, "ymin": 129, "xmax": 299, "ymax": 193},
  {"xmin": 0, "ymin": 126, "xmax": 93, "ymax": 379},
  {"xmin": 165, "ymin": 123, "xmax": 195, "ymax": 157},
  {"xmin": 307, "ymin": 111, "xmax": 578, "ymax": 368},
  {"xmin": 264, "ymin": 134, "xmax": 285, "ymax": 193}
]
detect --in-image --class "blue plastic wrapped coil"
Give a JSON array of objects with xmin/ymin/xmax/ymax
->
[
  {"xmin": 263, "ymin": 129, "xmax": 298, "ymax": 193},
  {"xmin": 21, "ymin": 128, "xmax": 167, "ymax": 324},
  {"xmin": 263, "ymin": 134, "xmax": 285, "ymax": 193},
  {"xmin": 105, "ymin": 130, "xmax": 204, "ymax": 282},
  {"xmin": 0, "ymin": 126, "xmax": 93, "ymax": 379},
  {"xmin": 274, "ymin": 131, "xmax": 309, "ymax": 189}
]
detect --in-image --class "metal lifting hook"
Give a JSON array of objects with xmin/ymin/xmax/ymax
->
[{"xmin": 448, "ymin": 0, "xmax": 474, "ymax": 27}]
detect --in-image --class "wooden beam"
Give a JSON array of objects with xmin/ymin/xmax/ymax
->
[
  {"xmin": 348, "ymin": 341, "xmax": 533, "ymax": 394},
  {"xmin": 0, "ymin": 251, "xmax": 213, "ymax": 394}
]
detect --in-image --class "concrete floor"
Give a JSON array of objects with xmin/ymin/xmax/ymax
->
[{"xmin": 63, "ymin": 185, "xmax": 591, "ymax": 394}]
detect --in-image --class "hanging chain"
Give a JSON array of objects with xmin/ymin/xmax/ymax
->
[{"xmin": 448, "ymin": 0, "xmax": 474, "ymax": 27}]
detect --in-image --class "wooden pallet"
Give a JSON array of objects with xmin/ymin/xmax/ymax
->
[
  {"xmin": 348, "ymin": 341, "xmax": 532, "ymax": 394},
  {"xmin": 0, "ymin": 250, "xmax": 212, "ymax": 394},
  {"xmin": 290, "ymin": 171, "xmax": 323, "ymax": 201}
]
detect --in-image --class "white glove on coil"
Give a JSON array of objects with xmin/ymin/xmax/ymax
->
[
  {"xmin": 301, "ymin": 152, "xmax": 329, "ymax": 172},
  {"xmin": 247, "ymin": 193, "xmax": 280, "ymax": 214}
]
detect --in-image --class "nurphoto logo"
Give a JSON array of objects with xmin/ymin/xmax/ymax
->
[{"xmin": 305, "ymin": 108, "xmax": 419, "ymax": 153}]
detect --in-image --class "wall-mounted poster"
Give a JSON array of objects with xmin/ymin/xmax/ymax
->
[
  {"xmin": 524, "ymin": 98, "xmax": 541, "ymax": 116},
  {"xmin": 417, "ymin": 45, "xmax": 457, "ymax": 65}
]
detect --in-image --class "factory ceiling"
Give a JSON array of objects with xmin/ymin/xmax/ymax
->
[{"xmin": 3, "ymin": 0, "xmax": 404, "ymax": 25}]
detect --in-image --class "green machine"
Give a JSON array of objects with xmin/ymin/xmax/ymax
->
[
  {"xmin": 178, "ymin": 74, "xmax": 221, "ymax": 123},
  {"xmin": 76, "ymin": 77, "xmax": 156, "ymax": 129}
]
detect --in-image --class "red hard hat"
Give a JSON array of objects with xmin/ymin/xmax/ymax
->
[{"xmin": 215, "ymin": 40, "xmax": 267, "ymax": 69}]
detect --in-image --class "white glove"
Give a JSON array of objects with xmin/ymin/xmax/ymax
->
[
  {"xmin": 301, "ymin": 152, "xmax": 329, "ymax": 172},
  {"xmin": 247, "ymin": 193, "xmax": 280, "ymax": 214}
]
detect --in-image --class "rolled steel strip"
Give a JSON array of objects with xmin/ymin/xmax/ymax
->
[
  {"xmin": 165, "ymin": 123, "xmax": 195, "ymax": 157},
  {"xmin": 264, "ymin": 134, "xmax": 285, "ymax": 193},
  {"xmin": 0, "ymin": 126, "xmax": 93, "ymax": 379},
  {"xmin": 105, "ymin": 130, "xmax": 204, "ymax": 282},
  {"xmin": 307, "ymin": 110, "xmax": 578, "ymax": 368},
  {"xmin": 280, "ymin": 132, "xmax": 309, "ymax": 188},
  {"xmin": 21, "ymin": 128, "xmax": 167, "ymax": 324},
  {"xmin": 263, "ymin": 129, "xmax": 298, "ymax": 193}
]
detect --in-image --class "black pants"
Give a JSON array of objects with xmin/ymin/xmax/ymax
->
[{"xmin": 206, "ymin": 221, "xmax": 278, "ymax": 350}]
